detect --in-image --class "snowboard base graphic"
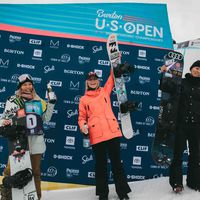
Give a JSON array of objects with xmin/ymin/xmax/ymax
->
[
  {"xmin": 106, "ymin": 33, "xmax": 134, "ymax": 139},
  {"xmin": 2, "ymin": 115, "xmax": 38, "ymax": 200},
  {"xmin": 152, "ymin": 50, "xmax": 184, "ymax": 166},
  {"xmin": 10, "ymin": 151, "xmax": 38, "ymax": 200}
]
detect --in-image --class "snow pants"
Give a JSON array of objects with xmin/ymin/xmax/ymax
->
[
  {"xmin": 92, "ymin": 137, "xmax": 131, "ymax": 198},
  {"xmin": 169, "ymin": 122, "xmax": 200, "ymax": 190}
]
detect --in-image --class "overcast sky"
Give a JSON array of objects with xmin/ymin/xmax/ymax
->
[{"xmin": 0, "ymin": 0, "xmax": 200, "ymax": 43}]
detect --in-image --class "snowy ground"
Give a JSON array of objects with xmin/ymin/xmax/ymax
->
[{"xmin": 42, "ymin": 176, "xmax": 200, "ymax": 200}]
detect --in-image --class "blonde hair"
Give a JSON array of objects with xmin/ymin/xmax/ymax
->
[
  {"xmin": 85, "ymin": 79, "xmax": 100, "ymax": 92},
  {"xmin": 16, "ymin": 87, "xmax": 41, "ymax": 100}
]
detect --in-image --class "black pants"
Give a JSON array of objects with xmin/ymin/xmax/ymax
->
[
  {"xmin": 92, "ymin": 137, "xmax": 131, "ymax": 197},
  {"xmin": 169, "ymin": 122, "xmax": 200, "ymax": 189}
]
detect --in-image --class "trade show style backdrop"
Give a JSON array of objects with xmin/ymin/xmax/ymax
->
[{"xmin": 0, "ymin": 3, "xmax": 181, "ymax": 185}]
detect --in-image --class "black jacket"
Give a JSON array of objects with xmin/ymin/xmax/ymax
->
[{"xmin": 178, "ymin": 73, "xmax": 200, "ymax": 123}]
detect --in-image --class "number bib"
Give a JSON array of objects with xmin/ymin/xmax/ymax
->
[{"xmin": 25, "ymin": 100, "xmax": 44, "ymax": 135}]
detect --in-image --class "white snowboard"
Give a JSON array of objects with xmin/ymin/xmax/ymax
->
[
  {"xmin": 2, "ymin": 96, "xmax": 38, "ymax": 200},
  {"xmin": 9, "ymin": 151, "xmax": 38, "ymax": 200},
  {"xmin": 107, "ymin": 33, "xmax": 134, "ymax": 139}
]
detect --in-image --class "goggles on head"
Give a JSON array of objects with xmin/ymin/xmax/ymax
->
[
  {"xmin": 18, "ymin": 74, "xmax": 33, "ymax": 83},
  {"xmin": 17, "ymin": 74, "xmax": 33, "ymax": 89}
]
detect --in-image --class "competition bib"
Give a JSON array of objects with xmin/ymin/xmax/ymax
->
[{"xmin": 24, "ymin": 100, "xmax": 43, "ymax": 135}]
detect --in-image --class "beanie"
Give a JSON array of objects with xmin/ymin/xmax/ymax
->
[{"xmin": 190, "ymin": 60, "xmax": 200, "ymax": 71}]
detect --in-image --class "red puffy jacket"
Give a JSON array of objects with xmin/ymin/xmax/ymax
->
[{"xmin": 78, "ymin": 71, "xmax": 122, "ymax": 145}]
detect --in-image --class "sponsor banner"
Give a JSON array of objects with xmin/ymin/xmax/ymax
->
[
  {"xmin": 0, "ymin": 28, "xmax": 178, "ymax": 185},
  {"xmin": 0, "ymin": 3, "xmax": 172, "ymax": 48}
]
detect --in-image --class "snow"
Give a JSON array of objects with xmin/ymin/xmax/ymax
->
[{"xmin": 42, "ymin": 176, "xmax": 200, "ymax": 200}]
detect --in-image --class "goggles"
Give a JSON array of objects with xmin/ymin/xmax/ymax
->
[
  {"xmin": 17, "ymin": 74, "xmax": 33, "ymax": 89},
  {"xmin": 18, "ymin": 74, "xmax": 33, "ymax": 83}
]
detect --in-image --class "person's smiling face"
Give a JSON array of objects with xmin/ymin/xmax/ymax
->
[
  {"xmin": 20, "ymin": 82, "xmax": 34, "ymax": 94},
  {"xmin": 191, "ymin": 66, "xmax": 200, "ymax": 77},
  {"xmin": 87, "ymin": 76, "xmax": 99, "ymax": 90}
]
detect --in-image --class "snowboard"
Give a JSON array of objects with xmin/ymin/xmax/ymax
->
[
  {"xmin": 11, "ymin": 118, "xmax": 38, "ymax": 200},
  {"xmin": 10, "ymin": 151, "xmax": 38, "ymax": 200},
  {"xmin": 2, "ymin": 114, "xmax": 38, "ymax": 200},
  {"xmin": 152, "ymin": 50, "xmax": 184, "ymax": 166},
  {"xmin": 106, "ymin": 33, "xmax": 134, "ymax": 139}
]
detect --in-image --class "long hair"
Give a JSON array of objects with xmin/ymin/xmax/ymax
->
[
  {"xmin": 16, "ymin": 87, "xmax": 41, "ymax": 100},
  {"xmin": 85, "ymin": 79, "xmax": 100, "ymax": 92}
]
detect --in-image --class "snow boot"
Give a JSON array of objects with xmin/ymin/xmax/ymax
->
[
  {"xmin": 173, "ymin": 184, "xmax": 183, "ymax": 193},
  {"xmin": 99, "ymin": 195, "xmax": 108, "ymax": 200},
  {"xmin": 187, "ymin": 183, "xmax": 200, "ymax": 191},
  {"xmin": 118, "ymin": 193, "xmax": 130, "ymax": 200}
]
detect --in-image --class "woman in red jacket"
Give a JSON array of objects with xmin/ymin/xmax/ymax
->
[{"xmin": 78, "ymin": 71, "xmax": 131, "ymax": 200}]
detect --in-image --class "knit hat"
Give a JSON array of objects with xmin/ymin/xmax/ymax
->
[
  {"xmin": 17, "ymin": 74, "xmax": 33, "ymax": 89},
  {"xmin": 190, "ymin": 60, "xmax": 200, "ymax": 71}
]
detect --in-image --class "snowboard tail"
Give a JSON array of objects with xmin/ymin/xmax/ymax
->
[{"xmin": 152, "ymin": 50, "xmax": 184, "ymax": 166}]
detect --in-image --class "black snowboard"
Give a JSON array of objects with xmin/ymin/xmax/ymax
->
[{"xmin": 152, "ymin": 50, "xmax": 184, "ymax": 166}]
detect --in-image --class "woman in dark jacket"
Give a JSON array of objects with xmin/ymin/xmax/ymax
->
[{"xmin": 168, "ymin": 60, "xmax": 200, "ymax": 193}]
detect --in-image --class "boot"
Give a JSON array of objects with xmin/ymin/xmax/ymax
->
[
  {"xmin": 173, "ymin": 184, "xmax": 183, "ymax": 193},
  {"xmin": 99, "ymin": 195, "xmax": 108, "ymax": 200},
  {"xmin": 118, "ymin": 193, "xmax": 130, "ymax": 200}
]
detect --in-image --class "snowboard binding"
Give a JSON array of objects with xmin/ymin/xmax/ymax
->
[
  {"xmin": 114, "ymin": 62, "xmax": 134, "ymax": 78},
  {"xmin": 120, "ymin": 100, "xmax": 138, "ymax": 113},
  {"xmin": 153, "ymin": 143, "xmax": 173, "ymax": 166},
  {"xmin": 2, "ymin": 168, "xmax": 33, "ymax": 189}
]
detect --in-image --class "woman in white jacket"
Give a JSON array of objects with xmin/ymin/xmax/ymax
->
[{"xmin": 0, "ymin": 74, "xmax": 56, "ymax": 200}]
